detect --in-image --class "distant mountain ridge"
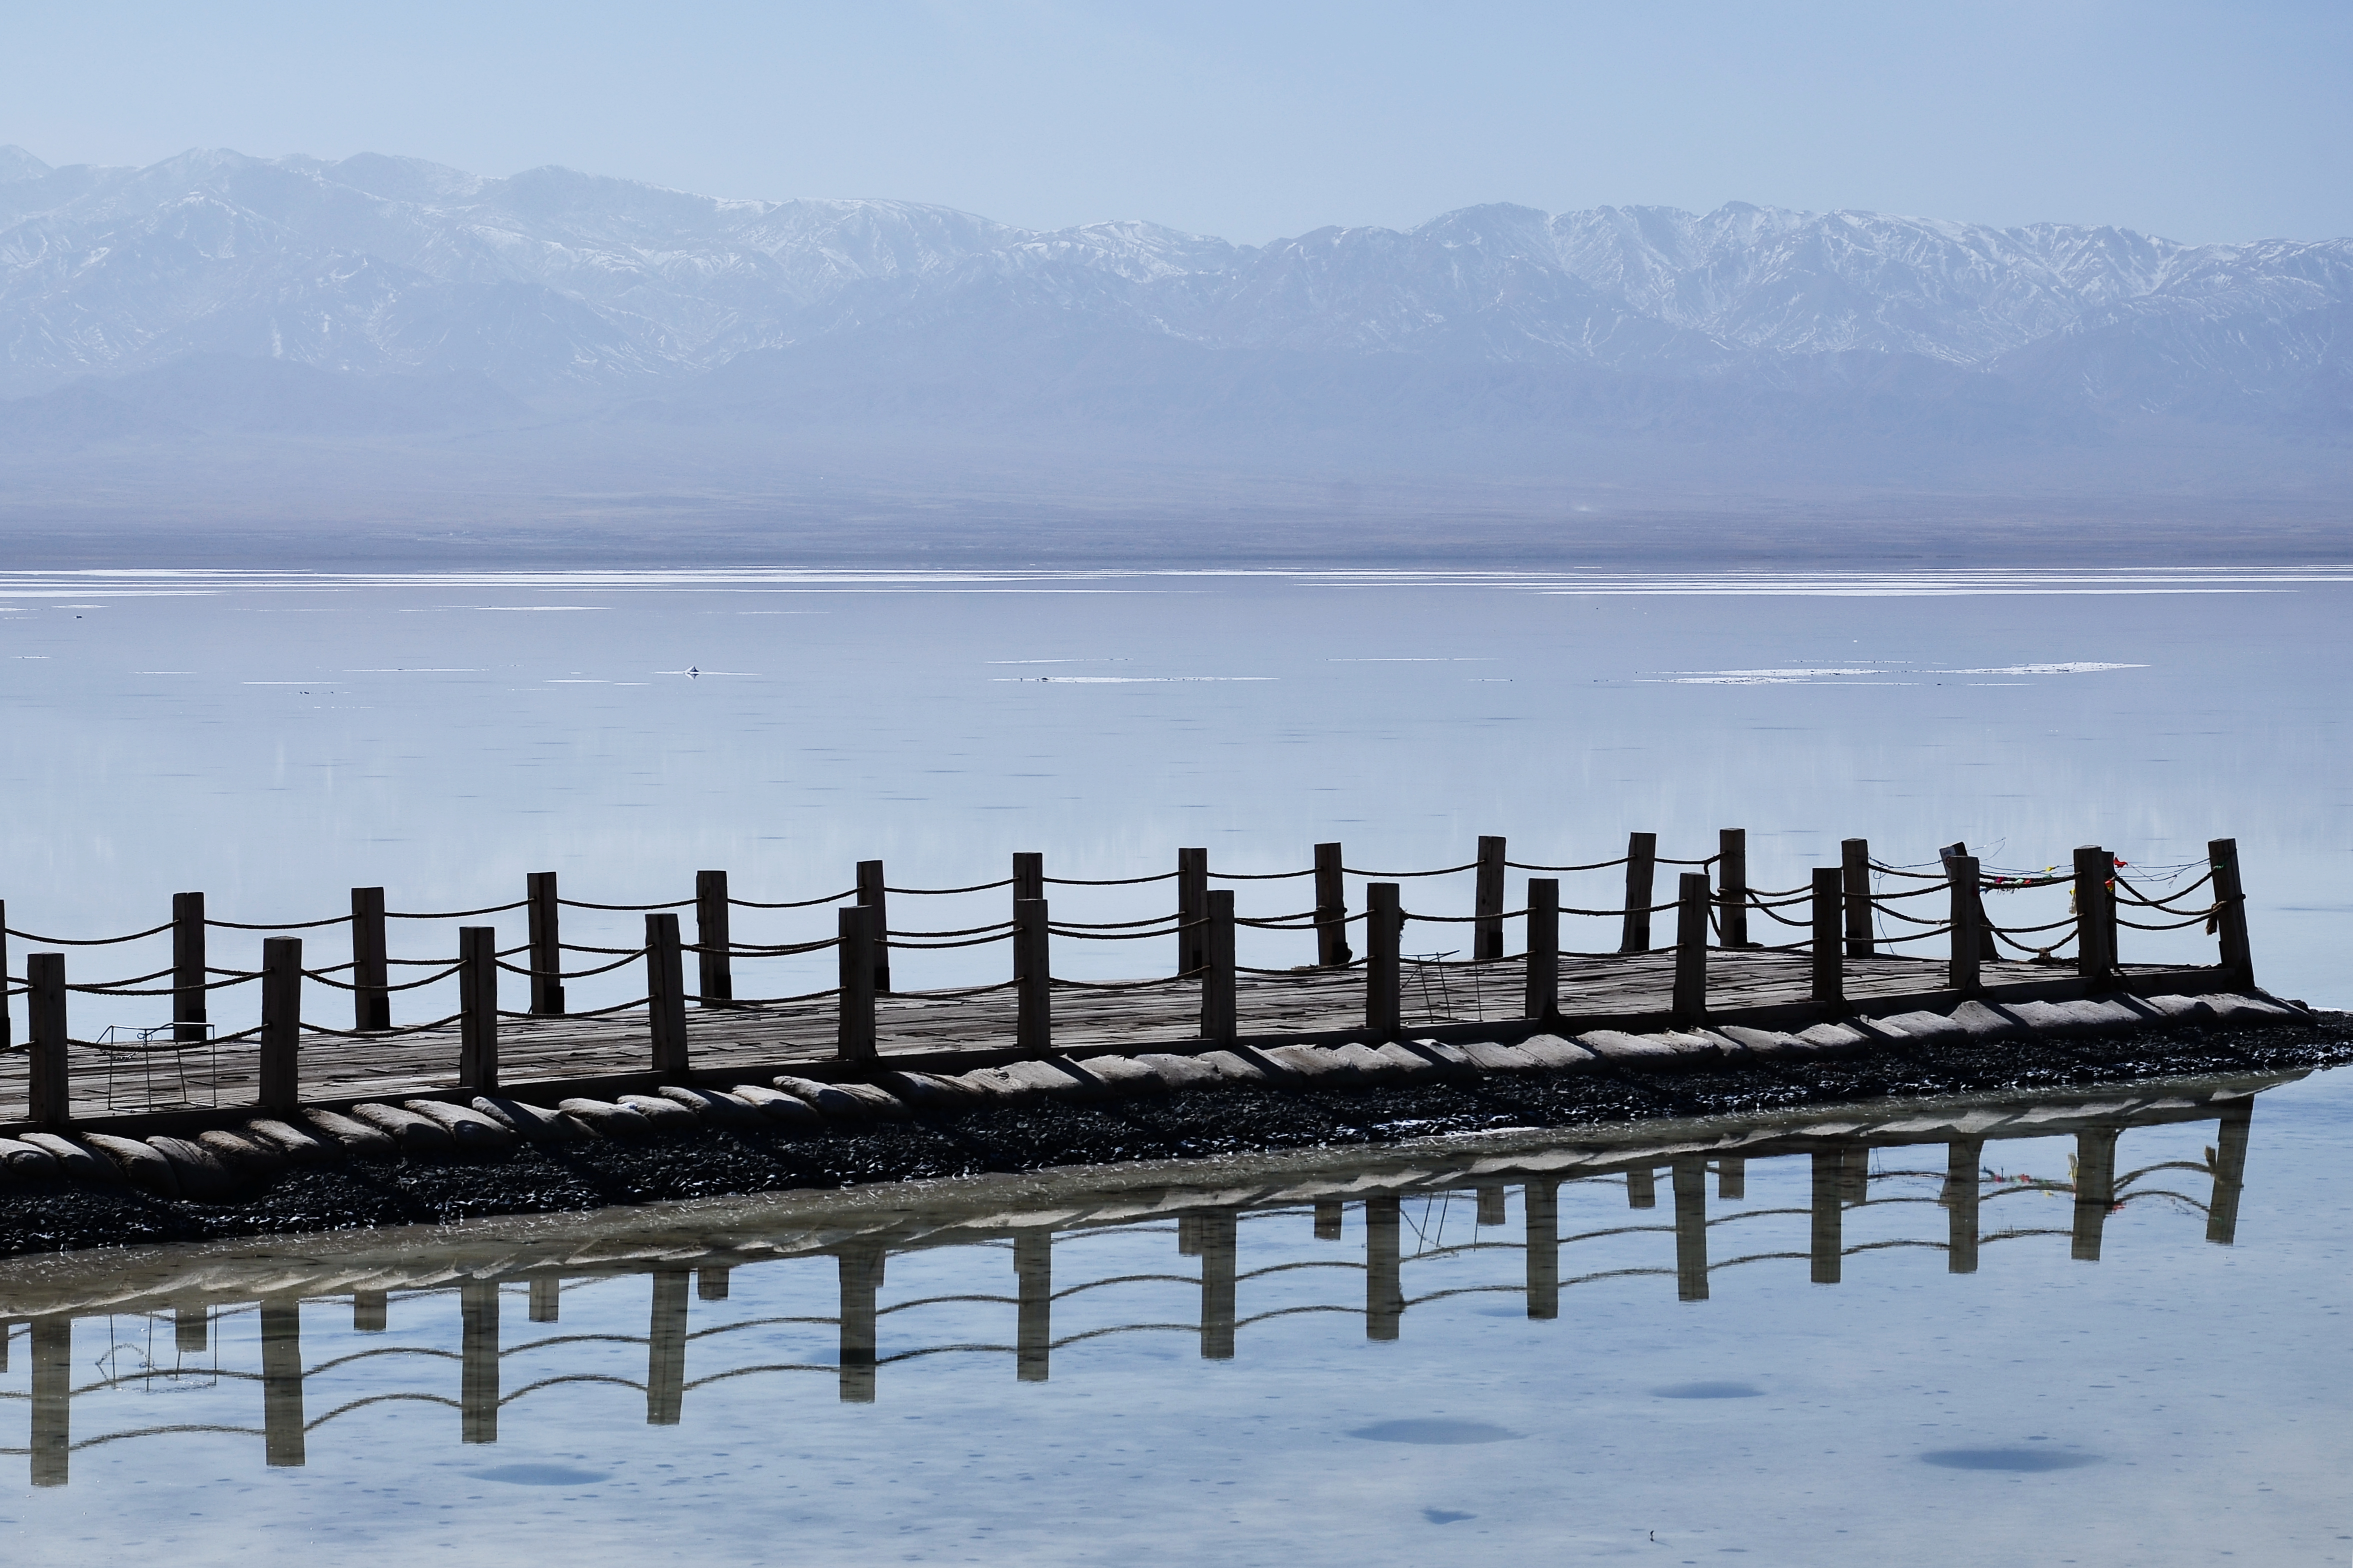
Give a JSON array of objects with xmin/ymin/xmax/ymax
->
[{"xmin": 1, "ymin": 145, "xmax": 2348, "ymax": 441}]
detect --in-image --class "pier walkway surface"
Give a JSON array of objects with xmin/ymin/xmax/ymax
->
[{"xmin": 2, "ymin": 829, "xmax": 2254, "ymax": 1131}]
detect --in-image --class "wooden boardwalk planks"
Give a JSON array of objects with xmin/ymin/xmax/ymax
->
[{"xmin": 2, "ymin": 950, "xmax": 2128, "ymax": 1122}]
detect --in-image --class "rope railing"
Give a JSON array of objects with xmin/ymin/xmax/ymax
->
[
  {"xmin": 0, "ymin": 832, "xmax": 2254, "ymax": 1125},
  {"xmin": 726, "ymin": 888, "xmax": 856, "ymax": 910},
  {"xmin": 1, "ymin": 920, "xmax": 174, "ymax": 947},
  {"xmin": 205, "ymin": 913, "xmax": 353, "ymax": 931}
]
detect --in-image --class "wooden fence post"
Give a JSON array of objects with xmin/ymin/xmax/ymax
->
[
  {"xmin": 172, "ymin": 890, "xmax": 206, "ymax": 1043},
  {"xmin": 2074, "ymin": 845, "xmax": 2116, "ymax": 985},
  {"xmin": 0, "ymin": 897, "xmax": 11, "ymax": 1052},
  {"xmin": 1944, "ymin": 853, "xmax": 1982, "ymax": 994},
  {"xmin": 26, "ymin": 952, "xmax": 67, "ymax": 1128},
  {"xmin": 1840, "ymin": 839, "xmax": 1874, "ymax": 957},
  {"xmin": 1314, "ymin": 842, "xmax": 1350, "ymax": 966},
  {"xmin": 695, "ymin": 869, "xmax": 732, "ymax": 1005},
  {"xmin": 1366, "ymin": 882, "xmax": 1402, "ymax": 1038},
  {"xmin": 1673, "ymin": 873, "xmax": 1709, "ymax": 1021},
  {"xmin": 1178, "ymin": 847, "xmax": 1208, "ymax": 975},
  {"xmin": 352, "ymin": 886, "xmax": 390, "ymax": 1030},
  {"xmin": 1013, "ymin": 852, "xmax": 1044, "ymax": 906},
  {"xmin": 260, "ymin": 935, "xmax": 303, "ymax": 1111},
  {"xmin": 1620, "ymin": 832, "xmax": 1658, "ymax": 954},
  {"xmin": 458, "ymin": 927, "xmax": 497, "ymax": 1091},
  {"xmin": 645, "ymin": 912, "xmax": 688, "ymax": 1074},
  {"xmin": 1810, "ymin": 868, "xmax": 1844, "ymax": 1007},
  {"xmin": 1201, "ymin": 888, "xmax": 1237, "ymax": 1045},
  {"xmin": 1524, "ymin": 878, "xmax": 1559, "ymax": 1022},
  {"xmin": 856, "ymin": 859, "xmax": 891, "ymax": 994},
  {"xmin": 1717, "ymin": 828, "xmax": 1750, "ymax": 948},
  {"xmin": 2208, "ymin": 837, "xmax": 2253, "ymax": 988},
  {"xmin": 1016, "ymin": 897, "xmax": 1050, "ymax": 1056},
  {"xmin": 836, "ymin": 906, "xmax": 876, "ymax": 1061},
  {"xmin": 1474, "ymin": 835, "xmax": 1506, "ymax": 962},
  {"xmin": 526, "ymin": 872, "xmax": 564, "ymax": 1016}
]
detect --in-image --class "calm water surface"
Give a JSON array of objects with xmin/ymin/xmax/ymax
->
[
  {"xmin": 1, "ymin": 563, "xmax": 2348, "ymax": 1562},
  {"xmin": 1, "ymin": 566, "xmax": 2347, "ymax": 1020},
  {"xmin": 0, "ymin": 1067, "xmax": 2344, "ymax": 1565}
]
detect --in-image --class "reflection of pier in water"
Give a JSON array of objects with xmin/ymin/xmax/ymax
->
[{"xmin": 0, "ymin": 1074, "xmax": 2276, "ymax": 1485}]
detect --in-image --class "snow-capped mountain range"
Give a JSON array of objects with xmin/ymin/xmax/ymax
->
[{"xmin": 2, "ymin": 145, "xmax": 2347, "ymax": 440}]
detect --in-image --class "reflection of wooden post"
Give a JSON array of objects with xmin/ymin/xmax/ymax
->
[
  {"xmin": 2207, "ymin": 838, "xmax": 2253, "ymax": 988},
  {"xmin": 1015, "ymin": 1232, "xmax": 1050, "ymax": 1383},
  {"xmin": 2206, "ymin": 1101, "xmax": 2252, "ymax": 1246},
  {"xmin": 1524, "ymin": 878, "xmax": 1559, "ymax": 1021},
  {"xmin": 354, "ymin": 1292, "xmax": 387, "ymax": 1332},
  {"xmin": 836, "ymin": 1247, "xmax": 880, "ymax": 1404},
  {"xmin": 1365, "ymin": 1195, "xmax": 1402, "ymax": 1341},
  {"xmin": 1810, "ymin": 1153, "xmax": 1842, "ymax": 1285},
  {"xmin": 1620, "ymin": 832, "xmax": 1658, "ymax": 954},
  {"xmin": 1626, "ymin": 1166, "xmax": 1656, "ymax": 1209},
  {"xmin": 1944, "ymin": 1139, "xmax": 1982, "ymax": 1274},
  {"xmin": 460, "ymin": 1283, "xmax": 497, "ymax": 1446},
  {"xmin": 1314, "ymin": 843, "xmax": 1350, "ymax": 966},
  {"xmin": 648, "ymin": 1268, "xmax": 688, "ymax": 1425},
  {"xmin": 1200, "ymin": 1211, "xmax": 1237, "ymax": 1361},
  {"xmin": 1474, "ymin": 835, "xmax": 1506, "ymax": 962},
  {"xmin": 1314, "ymin": 1199, "xmax": 1342, "ymax": 1241},
  {"xmin": 2072, "ymin": 1128, "xmax": 2119, "ymax": 1262},
  {"xmin": 1476, "ymin": 1184, "xmax": 1506, "ymax": 1227},
  {"xmin": 696, "ymin": 1267, "xmax": 730, "ymax": 1302},
  {"xmin": 1672, "ymin": 1159, "xmax": 1709, "ymax": 1302},
  {"xmin": 1524, "ymin": 1180, "xmax": 1560, "ymax": 1320},
  {"xmin": 1811, "ymin": 869, "xmax": 1844, "ymax": 1005},
  {"xmin": 1178, "ymin": 848, "xmax": 1208, "ymax": 976},
  {"xmin": 528, "ymin": 1279, "xmax": 560, "ymax": 1323},
  {"xmin": 176, "ymin": 1306, "xmax": 208, "ymax": 1352},
  {"xmin": 1717, "ymin": 1159, "xmax": 1746, "ymax": 1201},
  {"xmin": 1842, "ymin": 1145, "xmax": 1870, "ymax": 1207},
  {"xmin": 262, "ymin": 1300, "xmax": 308, "ymax": 1467},
  {"xmin": 1176, "ymin": 1215, "xmax": 1202, "ymax": 1257},
  {"xmin": 1716, "ymin": 828, "xmax": 1750, "ymax": 948},
  {"xmin": 1841, "ymin": 839, "xmax": 1874, "ymax": 957},
  {"xmin": 32, "ymin": 1316, "xmax": 70, "ymax": 1488}
]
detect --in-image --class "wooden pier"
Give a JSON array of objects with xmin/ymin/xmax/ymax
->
[{"xmin": 1, "ymin": 831, "xmax": 2258, "ymax": 1132}]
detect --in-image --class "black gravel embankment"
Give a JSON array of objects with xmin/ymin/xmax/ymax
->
[{"xmin": 2, "ymin": 1019, "xmax": 2347, "ymax": 1259}]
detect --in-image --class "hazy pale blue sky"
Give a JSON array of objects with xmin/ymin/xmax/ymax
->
[{"xmin": 9, "ymin": 1, "xmax": 2349, "ymax": 243}]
